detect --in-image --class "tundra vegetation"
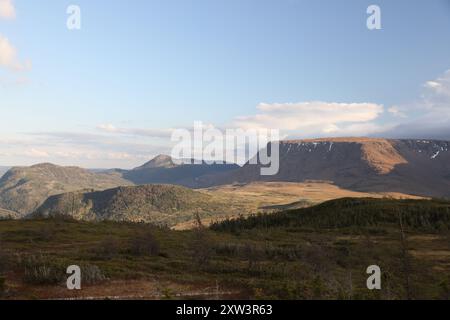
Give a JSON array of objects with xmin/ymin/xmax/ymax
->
[{"xmin": 0, "ymin": 198, "xmax": 449, "ymax": 299}]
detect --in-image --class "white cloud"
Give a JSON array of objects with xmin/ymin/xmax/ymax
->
[
  {"xmin": 423, "ymin": 70, "xmax": 450, "ymax": 105},
  {"xmin": 0, "ymin": 34, "xmax": 31, "ymax": 71},
  {"xmin": 384, "ymin": 69, "xmax": 450, "ymax": 139},
  {"xmin": 24, "ymin": 148, "xmax": 50, "ymax": 158},
  {"xmin": 97, "ymin": 123, "xmax": 117, "ymax": 132},
  {"xmin": 96, "ymin": 123, "xmax": 173, "ymax": 138},
  {"xmin": 0, "ymin": 0, "xmax": 15, "ymax": 20},
  {"xmin": 423, "ymin": 72, "xmax": 450, "ymax": 99},
  {"xmin": 424, "ymin": 81, "xmax": 441, "ymax": 89},
  {"xmin": 106, "ymin": 152, "xmax": 133, "ymax": 160},
  {"xmin": 413, "ymin": 70, "xmax": 450, "ymax": 121},
  {"xmin": 388, "ymin": 106, "xmax": 407, "ymax": 118},
  {"xmin": 233, "ymin": 101, "xmax": 384, "ymax": 137},
  {"xmin": 54, "ymin": 149, "xmax": 134, "ymax": 161},
  {"xmin": 8, "ymin": 130, "xmax": 172, "ymax": 168}
]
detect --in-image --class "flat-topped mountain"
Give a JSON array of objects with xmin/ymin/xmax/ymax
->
[
  {"xmin": 31, "ymin": 184, "xmax": 229, "ymax": 227},
  {"xmin": 0, "ymin": 163, "xmax": 132, "ymax": 216},
  {"xmin": 206, "ymin": 138, "xmax": 450, "ymax": 198}
]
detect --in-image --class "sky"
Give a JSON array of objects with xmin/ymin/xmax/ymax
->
[{"xmin": 1, "ymin": 0, "xmax": 450, "ymax": 168}]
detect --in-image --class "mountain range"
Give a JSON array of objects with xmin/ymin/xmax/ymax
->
[
  {"xmin": 122, "ymin": 154, "xmax": 238, "ymax": 186},
  {"xmin": 203, "ymin": 138, "xmax": 450, "ymax": 198},
  {"xmin": 0, "ymin": 137, "xmax": 449, "ymax": 222},
  {"xmin": 0, "ymin": 158, "xmax": 238, "ymax": 217}
]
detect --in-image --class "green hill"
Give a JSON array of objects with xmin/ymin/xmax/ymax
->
[
  {"xmin": 0, "ymin": 163, "xmax": 132, "ymax": 216},
  {"xmin": 31, "ymin": 184, "xmax": 230, "ymax": 226}
]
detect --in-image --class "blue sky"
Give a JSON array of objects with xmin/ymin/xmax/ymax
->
[{"xmin": 1, "ymin": 0, "xmax": 450, "ymax": 167}]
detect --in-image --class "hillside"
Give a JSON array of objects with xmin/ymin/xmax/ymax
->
[
  {"xmin": 30, "ymin": 181, "xmax": 422, "ymax": 228},
  {"xmin": 133, "ymin": 154, "xmax": 176, "ymax": 170},
  {"xmin": 0, "ymin": 166, "xmax": 9, "ymax": 178},
  {"xmin": 212, "ymin": 197, "xmax": 450, "ymax": 232},
  {"xmin": 2, "ymin": 138, "xmax": 449, "ymax": 220},
  {"xmin": 31, "ymin": 184, "xmax": 231, "ymax": 226},
  {"xmin": 0, "ymin": 163, "xmax": 132, "ymax": 216},
  {"xmin": 1, "ymin": 198, "xmax": 450, "ymax": 299},
  {"xmin": 204, "ymin": 138, "xmax": 450, "ymax": 198}
]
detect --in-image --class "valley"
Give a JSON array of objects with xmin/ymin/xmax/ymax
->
[
  {"xmin": 26, "ymin": 181, "xmax": 422, "ymax": 229},
  {"xmin": 0, "ymin": 137, "xmax": 446, "ymax": 226},
  {"xmin": 0, "ymin": 137, "xmax": 449, "ymax": 300}
]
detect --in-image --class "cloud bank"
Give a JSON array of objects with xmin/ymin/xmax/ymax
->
[
  {"xmin": 233, "ymin": 101, "xmax": 385, "ymax": 137},
  {"xmin": 0, "ymin": 0, "xmax": 15, "ymax": 20},
  {"xmin": 0, "ymin": 34, "xmax": 31, "ymax": 71},
  {"xmin": 97, "ymin": 124, "xmax": 173, "ymax": 139},
  {"xmin": 382, "ymin": 70, "xmax": 450, "ymax": 139}
]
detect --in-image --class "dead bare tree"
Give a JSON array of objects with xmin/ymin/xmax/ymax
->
[
  {"xmin": 191, "ymin": 211, "xmax": 213, "ymax": 267},
  {"xmin": 194, "ymin": 211, "xmax": 204, "ymax": 229}
]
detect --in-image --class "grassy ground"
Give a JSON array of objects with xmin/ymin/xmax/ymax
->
[
  {"xmin": 178, "ymin": 181, "xmax": 424, "ymax": 230},
  {"xmin": 0, "ymin": 198, "xmax": 449, "ymax": 300}
]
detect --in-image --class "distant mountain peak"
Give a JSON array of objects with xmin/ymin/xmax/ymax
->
[{"xmin": 134, "ymin": 154, "xmax": 176, "ymax": 170}]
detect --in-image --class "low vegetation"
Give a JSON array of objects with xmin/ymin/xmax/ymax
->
[
  {"xmin": 31, "ymin": 184, "xmax": 236, "ymax": 227},
  {"xmin": 211, "ymin": 198, "xmax": 450, "ymax": 232},
  {"xmin": 0, "ymin": 198, "xmax": 449, "ymax": 299}
]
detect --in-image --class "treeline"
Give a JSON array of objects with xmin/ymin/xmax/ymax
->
[{"xmin": 211, "ymin": 198, "xmax": 450, "ymax": 232}]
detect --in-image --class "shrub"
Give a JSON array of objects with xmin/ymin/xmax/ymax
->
[
  {"xmin": 81, "ymin": 264, "xmax": 106, "ymax": 285},
  {"xmin": 0, "ymin": 276, "xmax": 6, "ymax": 296},
  {"xmin": 93, "ymin": 237, "xmax": 121, "ymax": 260},
  {"xmin": 33, "ymin": 225, "xmax": 55, "ymax": 241},
  {"xmin": 0, "ymin": 246, "xmax": 11, "ymax": 274},
  {"xmin": 438, "ymin": 275, "xmax": 450, "ymax": 300},
  {"xmin": 21, "ymin": 255, "xmax": 65, "ymax": 285},
  {"xmin": 190, "ymin": 228, "xmax": 214, "ymax": 267},
  {"xmin": 129, "ymin": 230, "xmax": 160, "ymax": 256}
]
